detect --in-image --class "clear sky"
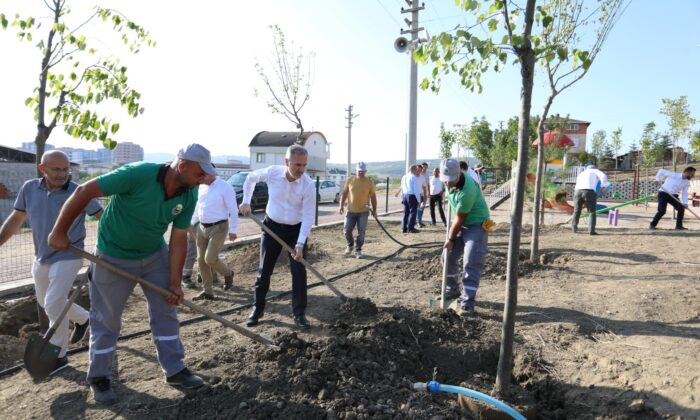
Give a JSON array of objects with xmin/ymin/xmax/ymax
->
[{"xmin": 1, "ymin": 0, "xmax": 699, "ymax": 164}]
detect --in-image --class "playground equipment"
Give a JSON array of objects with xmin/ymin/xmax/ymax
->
[{"xmin": 563, "ymin": 194, "xmax": 656, "ymax": 224}]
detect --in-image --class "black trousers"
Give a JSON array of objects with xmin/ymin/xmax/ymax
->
[
  {"xmin": 429, "ymin": 194, "xmax": 446, "ymax": 225},
  {"xmin": 651, "ymin": 191, "xmax": 685, "ymax": 228},
  {"xmin": 254, "ymin": 217, "xmax": 308, "ymax": 317}
]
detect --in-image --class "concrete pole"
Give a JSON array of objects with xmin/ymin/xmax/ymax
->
[
  {"xmin": 400, "ymin": 0, "xmax": 423, "ymax": 172},
  {"xmin": 346, "ymin": 105, "xmax": 353, "ymax": 179}
]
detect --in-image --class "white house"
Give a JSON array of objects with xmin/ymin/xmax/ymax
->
[
  {"xmin": 248, "ymin": 131, "xmax": 329, "ymax": 178},
  {"xmin": 327, "ymin": 168, "xmax": 347, "ymax": 183}
]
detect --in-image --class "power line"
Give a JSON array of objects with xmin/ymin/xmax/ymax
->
[{"xmin": 374, "ymin": 0, "xmax": 403, "ymax": 30}]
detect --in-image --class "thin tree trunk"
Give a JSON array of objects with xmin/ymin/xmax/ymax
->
[
  {"xmin": 495, "ymin": 0, "xmax": 537, "ymax": 397},
  {"xmin": 530, "ymin": 97, "xmax": 553, "ymax": 262}
]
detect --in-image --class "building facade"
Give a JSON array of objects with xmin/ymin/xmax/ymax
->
[
  {"xmin": 113, "ymin": 142, "xmax": 144, "ymax": 165},
  {"xmin": 248, "ymin": 131, "xmax": 329, "ymax": 178}
]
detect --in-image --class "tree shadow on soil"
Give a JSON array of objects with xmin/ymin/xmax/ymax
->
[
  {"xmin": 480, "ymin": 301, "xmax": 699, "ymax": 340},
  {"xmin": 542, "ymin": 247, "xmax": 659, "ymax": 263}
]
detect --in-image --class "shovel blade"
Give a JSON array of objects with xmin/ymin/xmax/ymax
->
[{"xmin": 23, "ymin": 333, "xmax": 61, "ymax": 380}]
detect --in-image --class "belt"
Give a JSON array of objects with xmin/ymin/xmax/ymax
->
[
  {"xmin": 264, "ymin": 216, "xmax": 301, "ymax": 229},
  {"xmin": 201, "ymin": 219, "xmax": 226, "ymax": 228}
]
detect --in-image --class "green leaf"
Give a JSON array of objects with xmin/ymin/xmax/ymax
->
[
  {"xmin": 1, "ymin": 13, "xmax": 8, "ymax": 30},
  {"xmin": 488, "ymin": 19, "xmax": 498, "ymax": 32},
  {"xmin": 420, "ymin": 78, "xmax": 430, "ymax": 90},
  {"xmin": 542, "ymin": 16, "xmax": 554, "ymax": 28},
  {"xmin": 556, "ymin": 47, "xmax": 567, "ymax": 61},
  {"xmin": 110, "ymin": 123, "xmax": 120, "ymax": 134},
  {"xmin": 511, "ymin": 35, "xmax": 522, "ymax": 46}
]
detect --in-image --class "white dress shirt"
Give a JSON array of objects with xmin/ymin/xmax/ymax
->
[
  {"xmin": 466, "ymin": 167, "xmax": 481, "ymax": 186},
  {"xmin": 574, "ymin": 167, "xmax": 608, "ymax": 191},
  {"xmin": 191, "ymin": 178, "xmax": 239, "ymax": 234},
  {"xmin": 656, "ymin": 169, "xmax": 691, "ymax": 204},
  {"xmin": 430, "ymin": 176, "xmax": 444, "ymax": 195},
  {"xmin": 243, "ymin": 165, "xmax": 316, "ymax": 245},
  {"xmin": 400, "ymin": 173, "xmax": 422, "ymax": 199}
]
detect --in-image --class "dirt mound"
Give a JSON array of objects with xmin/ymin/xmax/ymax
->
[
  {"xmin": 222, "ymin": 241, "xmax": 330, "ymax": 274},
  {"xmin": 184, "ymin": 305, "xmax": 504, "ymax": 418},
  {"xmin": 338, "ymin": 297, "xmax": 378, "ymax": 319},
  {"xmin": 0, "ymin": 298, "xmax": 42, "ymax": 337},
  {"xmin": 0, "ymin": 335, "xmax": 23, "ymax": 371}
]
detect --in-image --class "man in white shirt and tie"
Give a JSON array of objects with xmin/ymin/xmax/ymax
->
[
  {"xmin": 572, "ymin": 164, "xmax": 608, "ymax": 235},
  {"xmin": 650, "ymin": 166, "xmax": 696, "ymax": 230},
  {"xmin": 191, "ymin": 173, "xmax": 238, "ymax": 300},
  {"xmin": 239, "ymin": 144, "xmax": 317, "ymax": 329}
]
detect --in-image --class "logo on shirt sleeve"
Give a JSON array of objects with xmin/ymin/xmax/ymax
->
[{"xmin": 172, "ymin": 204, "xmax": 183, "ymax": 216}]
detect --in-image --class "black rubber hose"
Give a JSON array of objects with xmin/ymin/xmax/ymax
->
[{"xmin": 0, "ymin": 244, "xmax": 408, "ymax": 379}]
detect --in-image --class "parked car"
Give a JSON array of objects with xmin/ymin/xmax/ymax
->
[
  {"xmin": 227, "ymin": 172, "xmax": 268, "ymax": 211},
  {"xmin": 318, "ymin": 180, "xmax": 340, "ymax": 203}
]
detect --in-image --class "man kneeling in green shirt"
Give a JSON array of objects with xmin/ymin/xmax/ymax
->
[
  {"xmin": 49, "ymin": 144, "xmax": 214, "ymax": 404},
  {"xmin": 440, "ymin": 158, "xmax": 490, "ymax": 315}
]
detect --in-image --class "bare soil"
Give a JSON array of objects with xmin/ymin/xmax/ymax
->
[{"xmin": 0, "ymin": 221, "xmax": 698, "ymax": 419}]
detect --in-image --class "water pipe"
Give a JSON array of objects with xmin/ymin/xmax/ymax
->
[{"xmin": 413, "ymin": 380, "xmax": 526, "ymax": 420}]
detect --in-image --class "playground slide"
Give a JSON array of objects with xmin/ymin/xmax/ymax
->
[{"xmin": 549, "ymin": 191, "xmax": 574, "ymax": 214}]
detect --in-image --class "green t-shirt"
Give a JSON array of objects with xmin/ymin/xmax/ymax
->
[
  {"xmin": 96, "ymin": 162, "xmax": 198, "ymax": 259},
  {"xmin": 448, "ymin": 174, "xmax": 490, "ymax": 226}
]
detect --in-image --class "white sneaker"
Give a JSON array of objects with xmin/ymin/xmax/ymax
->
[
  {"xmin": 355, "ymin": 250, "xmax": 363, "ymax": 259},
  {"xmin": 344, "ymin": 246, "xmax": 352, "ymax": 255}
]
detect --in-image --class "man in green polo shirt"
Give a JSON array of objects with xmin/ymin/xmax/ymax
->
[
  {"xmin": 440, "ymin": 158, "xmax": 490, "ymax": 315},
  {"xmin": 49, "ymin": 144, "xmax": 214, "ymax": 404}
]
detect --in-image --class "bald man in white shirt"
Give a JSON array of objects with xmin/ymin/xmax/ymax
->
[
  {"xmin": 239, "ymin": 144, "xmax": 316, "ymax": 329},
  {"xmin": 650, "ymin": 166, "xmax": 696, "ymax": 230}
]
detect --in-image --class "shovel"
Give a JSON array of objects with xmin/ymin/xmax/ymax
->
[
  {"xmin": 68, "ymin": 246, "xmax": 280, "ymax": 351},
  {"xmin": 660, "ymin": 187, "xmax": 700, "ymax": 222},
  {"xmin": 248, "ymin": 216, "xmax": 348, "ymax": 302},
  {"xmin": 23, "ymin": 278, "xmax": 86, "ymax": 380}
]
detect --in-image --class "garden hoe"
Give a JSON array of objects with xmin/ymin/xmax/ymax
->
[
  {"xmin": 248, "ymin": 216, "xmax": 348, "ymax": 302},
  {"xmin": 68, "ymin": 246, "xmax": 280, "ymax": 351},
  {"xmin": 24, "ymin": 279, "xmax": 86, "ymax": 380}
]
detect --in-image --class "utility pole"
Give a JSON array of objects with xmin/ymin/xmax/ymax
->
[
  {"xmin": 400, "ymin": 0, "xmax": 424, "ymax": 172},
  {"xmin": 345, "ymin": 105, "xmax": 358, "ymax": 180}
]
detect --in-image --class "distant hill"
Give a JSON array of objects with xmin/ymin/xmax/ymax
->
[
  {"xmin": 212, "ymin": 155, "xmax": 249, "ymax": 164},
  {"xmin": 328, "ymin": 158, "xmax": 477, "ymax": 178}
]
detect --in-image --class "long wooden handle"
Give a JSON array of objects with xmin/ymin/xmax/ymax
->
[
  {"xmin": 69, "ymin": 246, "xmax": 279, "ymax": 349},
  {"xmin": 248, "ymin": 216, "xmax": 348, "ymax": 302},
  {"xmin": 660, "ymin": 187, "xmax": 700, "ymax": 221},
  {"xmin": 42, "ymin": 278, "xmax": 85, "ymax": 343}
]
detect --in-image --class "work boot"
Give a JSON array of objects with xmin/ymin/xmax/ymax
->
[
  {"xmin": 192, "ymin": 291, "xmax": 215, "ymax": 301},
  {"xmin": 90, "ymin": 377, "xmax": 117, "ymax": 404},
  {"xmin": 589, "ymin": 231, "xmax": 598, "ymax": 236},
  {"xmin": 676, "ymin": 226, "xmax": 688, "ymax": 230},
  {"xmin": 648, "ymin": 224, "xmax": 656, "ymax": 230},
  {"xmin": 49, "ymin": 356, "xmax": 70, "ymax": 376},
  {"xmin": 355, "ymin": 250, "xmax": 363, "ymax": 259},
  {"xmin": 166, "ymin": 368, "xmax": 204, "ymax": 389},
  {"xmin": 571, "ymin": 224, "xmax": 577, "ymax": 233},
  {"xmin": 70, "ymin": 320, "xmax": 89, "ymax": 344},
  {"xmin": 460, "ymin": 306, "xmax": 476, "ymax": 317},
  {"xmin": 344, "ymin": 246, "xmax": 353, "ymax": 255},
  {"xmin": 294, "ymin": 314, "xmax": 311, "ymax": 330},
  {"xmin": 223, "ymin": 272, "xmax": 234, "ymax": 290},
  {"xmin": 246, "ymin": 308, "xmax": 264, "ymax": 327},
  {"xmin": 182, "ymin": 277, "xmax": 197, "ymax": 290}
]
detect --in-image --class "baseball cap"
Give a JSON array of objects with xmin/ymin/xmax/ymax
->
[
  {"xmin": 584, "ymin": 163, "xmax": 595, "ymax": 169},
  {"xmin": 356, "ymin": 161, "xmax": 367, "ymax": 172},
  {"xmin": 440, "ymin": 159, "xmax": 460, "ymax": 182},
  {"xmin": 177, "ymin": 144, "xmax": 217, "ymax": 176}
]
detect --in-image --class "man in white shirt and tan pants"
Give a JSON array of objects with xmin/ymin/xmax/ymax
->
[
  {"xmin": 572, "ymin": 164, "xmax": 608, "ymax": 235},
  {"xmin": 650, "ymin": 166, "xmax": 696, "ymax": 230},
  {"xmin": 191, "ymin": 174, "xmax": 239, "ymax": 300},
  {"xmin": 239, "ymin": 144, "xmax": 316, "ymax": 330}
]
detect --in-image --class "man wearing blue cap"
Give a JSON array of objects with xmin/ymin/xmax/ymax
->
[
  {"xmin": 338, "ymin": 161, "xmax": 378, "ymax": 258},
  {"xmin": 49, "ymin": 143, "xmax": 214, "ymax": 404},
  {"xmin": 572, "ymin": 164, "xmax": 608, "ymax": 235}
]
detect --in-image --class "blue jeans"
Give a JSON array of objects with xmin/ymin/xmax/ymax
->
[
  {"xmin": 402, "ymin": 195, "xmax": 418, "ymax": 232},
  {"xmin": 445, "ymin": 223, "xmax": 488, "ymax": 308},
  {"xmin": 417, "ymin": 195, "xmax": 425, "ymax": 224},
  {"xmin": 344, "ymin": 211, "xmax": 369, "ymax": 251}
]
